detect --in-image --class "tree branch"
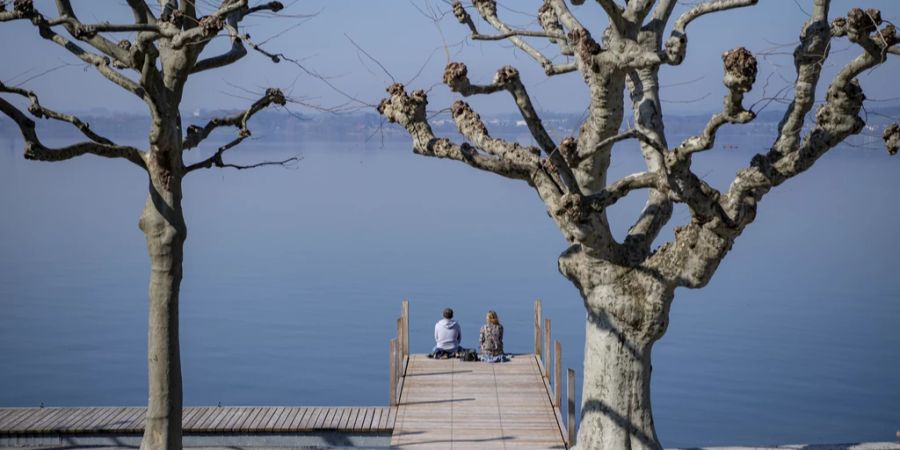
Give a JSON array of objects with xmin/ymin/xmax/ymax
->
[
  {"xmin": 45, "ymin": 16, "xmax": 159, "ymax": 35},
  {"xmin": 443, "ymin": 62, "xmax": 582, "ymax": 193},
  {"xmin": 569, "ymin": 0, "xmax": 623, "ymax": 33},
  {"xmin": 884, "ymin": 124, "xmax": 899, "ymax": 155},
  {"xmin": 580, "ymin": 128, "xmax": 666, "ymax": 161},
  {"xmin": 674, "ymin": 48, "xmax": 757, "ymax": 157},
  {"xmin": 379, "ymin": 82, "xmax": 622, "ymax": 256},
  {"xmin": 548, "ymin": 0, "xmax": 585, "ymax": 32},
  {"xmin": 210, "ymin": 158, "xmax": 298, "ymax": 171},
  {"xmin": 449, "ymin": 100, "xmax": 543, "ymax": 171},
  {"xmin": 0, "ymin": 81, "xmax": 114, "ymax": 145},
  {"xmin": 185, "ymin": 1, "xmax": 284, "ymax": 74},
  {"xmin": 125, "ymin": 0, "xmax": 157, "ymax": 25},
  {"xmin": 452, "ymin": 1, "xmax": 574, "ymax": 76},
  {"xmin": 647, "ymin": 4, "xmax": 897, "ymax": 290},
  {"xmin": 772, "ymin": 0, "xmax": 831, "ymax": 155},
  {"xmin": 179, "ymin": 0, "xmax": 197, "ymax": 25},
  {"xmin": 0, "ymin": 88, "xmax": 146, "ymax": 169},
  {"xmin": 190, "ymin": 22, "xmax": 248, "ymax": 74},
  {"xmin": 650, "ymin": 0, "xmax": 678, "ymax": 32},
  {"xmin": 585, "ymin": 171, "xmax": 660, "ymax": 211},
  {"xmin": 185, "ymin": 138, "xmax": 298, "ymax": 172},
  {"xmin": 623, "ymin": 0, "xmax": 658, "ymax": 27},
  {"xmin": 0, "ymin": 7, "xmax": 150, "ymax": 104},
  {"xmin": 620, "ymin": 66, "xmax": 675, "ymax": 259},
  {"xmin": 538, "ymin": 1, "xmax": 572, "ymax": 56},
  {"xmin": 52, "ymin": 0, "xmax": 135, "ymax": 66},
  {"xmin": 183, "ymin": 88, "xmax": 287, "ymax": 151},
  {"xmin": 596, "ymin": 0, "xmax": 625, "ymax": 32},
  {"xmin": 677, "ymin": 6, "xmax": 899, "ymax": 289},
  {"xmin": 470, "ymin": 29, "xmax": 564, "ymax": 41},
  {"xmin": 664, "ymin": 0, "xmax": 759, "ymax": 65},
  {"xmin": 169, "ymin": 0, "xmax": 283, "ymax": 50},
  {"xmin": 378, "ymin": 83, "xmax": 537, "ymax": 181}
]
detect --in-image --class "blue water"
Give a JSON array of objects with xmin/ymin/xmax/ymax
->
[{"xmin": 0, "ymin": 136, "xmax": 898, "ymax": 448}]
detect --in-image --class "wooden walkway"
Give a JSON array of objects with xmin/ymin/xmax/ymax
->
[
  {"xmin": 391, "ymin": 354, "xmax": 567, "ymax": 449},
  {"xmin": 0, "ymin": 406, "xmax": 394, "ymax": 435}
]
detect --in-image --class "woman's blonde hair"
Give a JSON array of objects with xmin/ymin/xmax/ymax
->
[{"xmin": 486, "ymin": 310, "xmax": 500, "ymax": 325}]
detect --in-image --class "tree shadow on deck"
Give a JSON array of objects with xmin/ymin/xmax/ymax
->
[
  {"xmin": 676, "ymin": 444, "xmax": 897, "ymax": 450},
  {"xmin": 404, "ymin": 370, "xmax": 472, "ymax": 377},
  {"xmin": 400, "ymin": 398, "xmax": 475, "ymax": 406}
]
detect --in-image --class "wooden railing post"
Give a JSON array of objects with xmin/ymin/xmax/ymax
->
[
  {"xmin": 554, "ymin": 340, "xmax": 562, "ymax": 408},
  {"xmin": 567, "ymin": 368, "xmax": 576, "ymax": 446},
  {"xmin": 543, "ymin": 319, "xmax": 551, "ymax": 382},
  {"xmin": 389, "ymin": 339, "xmax": 398, "ymax": 406},
  {"xmin": 401, "ymin": 299, "xmax": 409, "ymax": 360},
  {"xmin": 396, "ymin": 317, "xmax": 404, "ymax": 381},
  {"xmin": 397, "ymin": 335, "xmax": 403, "ymax": 405},
  {"xmin": 396, "ymin": 318, "xmax": 403, "ymax": 350},
  {"xmin": 534, "ymin": 299, "xmax": 542, "ymax": 358}
]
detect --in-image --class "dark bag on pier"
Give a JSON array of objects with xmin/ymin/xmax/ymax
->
[
  {"xmin": 458, "ymin": 349, "xmax": 477, "ymax": 362},
  {"xmin": 429, "ymin": 348, "xmax": 455, "ymax": 359}
]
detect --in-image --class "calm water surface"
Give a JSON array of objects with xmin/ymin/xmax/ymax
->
[{"xmin": 0, "ymin": 136, "xmax": 898, "ymax": 448}]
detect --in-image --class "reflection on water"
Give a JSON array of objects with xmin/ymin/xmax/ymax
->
[{"xmin": 0, "ymin": 137, "xmax": 898, "ymax": 447}]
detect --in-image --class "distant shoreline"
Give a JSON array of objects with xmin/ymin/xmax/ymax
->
[{"xmin": 1, "ymin": 108, "xmax": 896, "ymax": 148}]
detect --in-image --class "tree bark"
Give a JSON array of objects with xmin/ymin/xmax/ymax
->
[
  {"xmin": 563, "ymin": 255, "xmax": 673, "ymax": 450},
  {"xmin": 578, "ymin": 309, "xmax": 660, "ymax": 449},
  {"xmin": 138, "ymin": 131, "xmax": 186, "ymax": 450}
]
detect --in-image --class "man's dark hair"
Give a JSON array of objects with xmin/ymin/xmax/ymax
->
[{"xmin": 443, "ymin": 308, "xmax": 454, "ymax": 319}]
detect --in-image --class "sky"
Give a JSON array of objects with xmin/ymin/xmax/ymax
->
[{"xmin": 0, "ymin": 0, "xmax": 897, "ymax": 117}]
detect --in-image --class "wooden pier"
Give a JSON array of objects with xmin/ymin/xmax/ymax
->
[
  {"xmin": 387, "ymin": 299, "xmax": 573, "ymax": 449},
  {"xmin": 1, "ymin": 299, "xmax": 576, "ymax": 449},
  {"xmin": 390, "ymin": 354, "xmax": 567, "ymax": 449}
]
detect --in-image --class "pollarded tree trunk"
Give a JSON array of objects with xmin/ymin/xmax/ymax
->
[
  {"xmin": 139, "ymin": 196, "xmax": 185, "ymax": 450},
  {"xmin": 561, "ymin": 250, "xmax": 674, "ymax": 449},
  {"xmin": 139, "ymin": 129, "xmax": 187, "ymax": 450},
  {"xmin": 580, "ymin": 311, "xmax": 659, "ymax": 450}
]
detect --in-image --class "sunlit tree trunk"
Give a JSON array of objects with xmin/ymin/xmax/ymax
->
[
  {"xmin": 560, "ymin": 250, "xmax": 673, "ymax": 449},
  {"xmin": 579, "ymin": 313, "xmax": 660, "ymax": 450},
  {"xmin": 139, "ymin": 122, "xmax": 186, "ymax": 450}
]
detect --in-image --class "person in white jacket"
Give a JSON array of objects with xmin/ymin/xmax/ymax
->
[{"xmin": 433, "ymin": 307, "xmax": 462, "ymax": 355}]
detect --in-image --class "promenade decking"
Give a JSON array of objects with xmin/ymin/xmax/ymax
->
[
  {"xmin": 0, "ymin": 406, "xmax": 394, "ymax": 435},
  {"xmin": 390, "ymin": 354, "xmax": 567, "ymax": 450}
]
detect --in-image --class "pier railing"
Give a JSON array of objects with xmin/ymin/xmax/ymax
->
[
  {"xmin": 388, "ymin": 298, "xmax": 578, "ymax": 447},
  {"xmin": 389, "ymin": 299, "xmax": 409, "ymax": 407},
  {"xmin": 534, "ymin": 299, "xmax": 578, "ymax": 447}
]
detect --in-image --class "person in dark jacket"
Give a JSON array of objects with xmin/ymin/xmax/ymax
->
[{"xmin": 479, "ymin": 310, "xmax": 506, "ymax": 362}]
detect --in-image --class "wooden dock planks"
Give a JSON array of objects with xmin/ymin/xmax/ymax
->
[
  {"xmin": 1, "ymin": 352, "xmax": 565, "ymax": 450},
  {"xmin": 0, "ymin": 406, "xmax": 394, "ymax": 435},
  {"xmin": 391, "ymin": 354, "xmax": 568, "ymax": 449}
]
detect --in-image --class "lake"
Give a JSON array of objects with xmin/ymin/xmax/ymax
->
[{"xmin": 0, "ymin": 134, "xmax": 898, "ymax": 448}]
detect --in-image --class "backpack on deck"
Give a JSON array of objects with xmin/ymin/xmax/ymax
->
[
  {"xmin": 429, "ymin": 348, "xmax": 455, "ymax": 359},
  {"xmin": 458, "ymin": 349, "xmax": 477, "ymax": 362}
]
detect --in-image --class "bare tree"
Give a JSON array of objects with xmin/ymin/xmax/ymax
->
[
  {"xmin": 0, "ymin": 1, "xmax": 297, "ymax": 448},
  {"xmin": 378, "ymin": 0, "xmax": 898, "ymax": 448}
]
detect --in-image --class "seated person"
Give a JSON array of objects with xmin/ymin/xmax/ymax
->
[
  {"xmin": 479, "ymin": 310, "xmax": 506, "ymax": 363},
  {"xmin": 432, "ymin": 307, "xmax": 461, "ymax": 358}
]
